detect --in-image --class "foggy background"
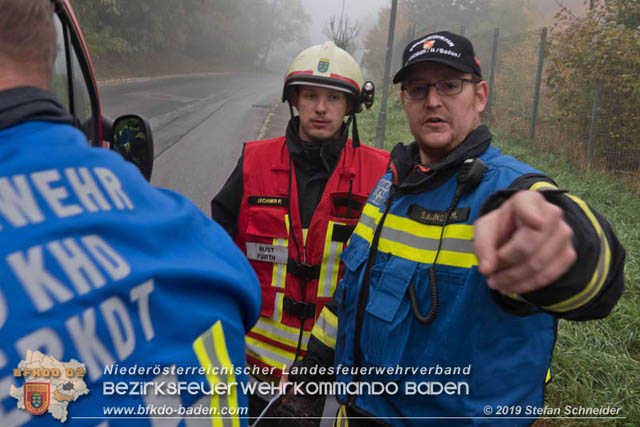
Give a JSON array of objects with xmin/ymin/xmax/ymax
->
[
  {"xmin": 77, "ymin": 0, "xmax": 637, "ymax": 185},
  {"xmin": 72, "ymin": 0, "xmax": 589, "ymax": 82},
  {"xmin": 304, "ymin": 0, "xmax": 389, "ymax": 56}
]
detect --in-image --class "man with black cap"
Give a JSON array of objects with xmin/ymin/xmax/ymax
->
[{"xmin": 284, "ymin": 31, "xmax": 624, "ymax": 425}]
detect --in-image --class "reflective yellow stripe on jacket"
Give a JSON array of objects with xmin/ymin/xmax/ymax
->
[
  {"xmin": 354, "ymin": 203, "xmax": 477, "ymax": 268},
  {"xmin": 192, "ymin": 321, "xmax": 239, "ymax": 427},
  {"xmin": 335, "ymin": 405, "xmax": 349, "ymax": 427},
  {"xmin": 318, "ymin": 221, "xmax": 345, "ymax": 298},
  {"xmin": 311, "ymin": 306, "xmax": 338, "ymax": 350},
  {"xmin": 247, "ymin": 317, "xmax": 311, "ymax": 369},
  {"xmin": 271, "ymin": 214, "xmax": 290, "ymax": 289}
]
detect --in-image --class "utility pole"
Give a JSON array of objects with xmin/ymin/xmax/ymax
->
[{"xmin": 375, "ymin": 0, "xmax": 398, "ymax": 149}]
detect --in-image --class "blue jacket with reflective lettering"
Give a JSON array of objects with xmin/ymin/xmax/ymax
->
[
  {"xmin": 0, "ymin": 87, "xmax": 261, "ymax": 426},
  {"xmin": 333, "ymin": 126, "xmax": 624, "ymax": 425}
]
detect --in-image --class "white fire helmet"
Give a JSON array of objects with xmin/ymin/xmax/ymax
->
[{"xmin": 282, "ymin": 41, "xmax": 371, "ymax": 113}]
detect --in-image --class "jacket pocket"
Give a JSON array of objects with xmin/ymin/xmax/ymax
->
[
  {"xmin": 360, "ymin": 262, "xmax": 469, "ymax": 375},
  {"xmin": 358, "ymin": 256, "xmax": 416, "ymax": 374},
  {"xmin": 246, "ymin": 205, "xmax": 288, "ymax": 240},
  {"xmin": 329, "ymin": 191, "xmax": 368, "ymax": 221},
  {"xmin": 366, "ymin": 256, "xmax": 417, "ymax": 322}
]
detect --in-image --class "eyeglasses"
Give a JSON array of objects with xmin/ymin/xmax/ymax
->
[{"xmin": 401, "ymin": 78, "xmax": 481, "ymax": 99}]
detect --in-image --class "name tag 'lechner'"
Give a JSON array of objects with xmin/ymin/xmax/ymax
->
[
  {"xmin": 247, "ymin": 196, "xmax": 288, "ymax": 207},
  {"xmin": 246, "ymin": 242, "xmax": 288, "ymax": 264}
]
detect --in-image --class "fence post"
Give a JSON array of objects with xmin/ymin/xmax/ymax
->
[
  {"xmin": 529, "ymin": 27, "xmax": 547, "ymax": 141},
  {"xmin": 587, "ymin": 84, "xmax": 601, "ymax": 170},
  {"xmin": 375, "ymin": 0, "xmax": 398, "ymax": 149},
  {"xmin": 485, "ymin": 28, "xmax": 500, "ymax": 121}
]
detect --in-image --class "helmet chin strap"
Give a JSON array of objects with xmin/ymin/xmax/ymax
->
[
  {"xmin": 351, "ymin": 112, "xmax": 360, "ymax": 148},
  {"xmin": 343, "ymin": 113, "xmax": 360, "ymax": 148},
  {"xmin": 288, "ymin": 102, "xmax": 295, "ymax": 119}
]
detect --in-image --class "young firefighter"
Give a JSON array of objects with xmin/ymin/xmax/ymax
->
[{"xmin": 211, "ymin": 42, "xmax": 389, "ymax": 416}]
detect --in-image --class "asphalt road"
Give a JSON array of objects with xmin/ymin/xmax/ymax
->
[{"xmin": 99, "ymin": 72, "xmax": 283, "ymax": 214}]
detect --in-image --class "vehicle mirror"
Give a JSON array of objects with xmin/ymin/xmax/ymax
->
[{"xmin": 110, "ymin": 115, "xmax": 154, "ymax": 181}]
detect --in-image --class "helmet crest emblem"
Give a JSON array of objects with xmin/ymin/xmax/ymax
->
[{"xmin": 317, "ymin": 58, "xmax": 330, "ymax": 73}]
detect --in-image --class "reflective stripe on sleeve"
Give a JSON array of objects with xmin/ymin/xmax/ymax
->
[
  {"xmin": 192, "ymin": 321, "xmax": 239, "ymax": 427},
  {"xmin": 311, "ymin": 306, "xmax": 338, "ymax": 349},
  {"xmin": 529, "ymin": 182, "xmax": 611, "ymax": 312}
]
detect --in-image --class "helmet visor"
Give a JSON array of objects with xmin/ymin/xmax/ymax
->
[{"xmin": 287, "ymin": 80, "xmax": 354, "ymax": 95}]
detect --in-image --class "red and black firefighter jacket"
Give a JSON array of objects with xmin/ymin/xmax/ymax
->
[{"xmin": 211, "ymin": 118, "xmax": 389, "ymax": 376}]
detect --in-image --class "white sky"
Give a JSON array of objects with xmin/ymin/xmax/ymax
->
[
  {"xmin": 302, "ymin": 0, "xmax": 391, "ymax": 45},
  {"xmin": 301, "ymin": 0, "xmax": 589, "ymax": 45},
  {"xmin": 267, "ymin": 0, "xmax": 390, "ymax": 73}
]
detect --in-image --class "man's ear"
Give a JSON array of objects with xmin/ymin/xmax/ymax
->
[
  {"xmin": 474, "ymin": 80, "xmax": 489, "ymax": 113},
  {"xmin": 399, "ymin": 88, "xmax": 407, "ymax": 108}
]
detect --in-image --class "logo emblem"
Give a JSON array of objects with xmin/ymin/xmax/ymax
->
[
  {"xmin": 317, "ymin": 58, "xmax": 330, "ymax": 73},
  {"xmin": 371, "ymin": 178, "xmax": 392, "ymax": 207},
  {"xmin": 423, "ymin": 40, "xmax": 435, "ymax": 50},
  {"xmin": 24, "ymin": 383, "xmax": 50, "ymax": 415}
]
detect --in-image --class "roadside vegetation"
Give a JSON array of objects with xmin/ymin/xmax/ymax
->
[
  {"xmin": 359, "ymin": 92, "xmax": 640, "ymax": 426},
  {"xmin": 69, "ymin": 0, "xmax": 310, "ymax": 80}
]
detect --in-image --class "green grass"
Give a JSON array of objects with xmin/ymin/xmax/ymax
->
[
  {"xmin": 358, "ymin": 90, "xmax": 413, "ymax": 151},
  {"xmin": 492, "ymin": 134, "xmax": 640, "ymax": 427},
  {"xmin": 357, "ymin": 93, "xmax": 640, "ymax": 426}
]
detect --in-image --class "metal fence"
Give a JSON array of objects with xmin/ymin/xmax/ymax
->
[{"xmin": 464, "ymin": 27, "xmax": 640, "ymax": 179}]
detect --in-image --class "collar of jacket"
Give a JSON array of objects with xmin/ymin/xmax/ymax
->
[
  {"xmin": 389, "ymin": 125, "xmax": 492, "ymax": 194},
  {"xmin": 285, "ymin": 116, "xmax": 348, "ymax": 174},
  {"xmin": 0, "ymin": 86, "xmax": 75, "ymax": 132}
]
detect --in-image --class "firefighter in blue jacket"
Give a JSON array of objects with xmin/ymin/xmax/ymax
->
[
  {"xmin": 283, "ymin": 31, "xmax": 625, "ymax": 425},
  {"xmin": 0, "ymin": 1, "xmax": 260, "ymax": 425}
]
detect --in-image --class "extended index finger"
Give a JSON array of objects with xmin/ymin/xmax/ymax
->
[{"xmin": 473, "ymin": 209, "xmax": 503, "ymax": 276}]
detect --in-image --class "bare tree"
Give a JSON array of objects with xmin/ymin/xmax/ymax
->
[
  {"xmin": 257, "ymin": 0, "xmax": 310, "ymax": 68},
  {"xmin": 323, "ymin": 15, "xmax": 360, "ymax": 54}
]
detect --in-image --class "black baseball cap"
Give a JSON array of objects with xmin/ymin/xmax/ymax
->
[{"xmin": 393, "ymin": 31, "xmax": 482, "ymax": 84}]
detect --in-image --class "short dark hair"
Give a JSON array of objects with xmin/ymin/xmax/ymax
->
[{"xmin": 0, "ymin": 0, "xmax": 56, "ymax": 77}]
